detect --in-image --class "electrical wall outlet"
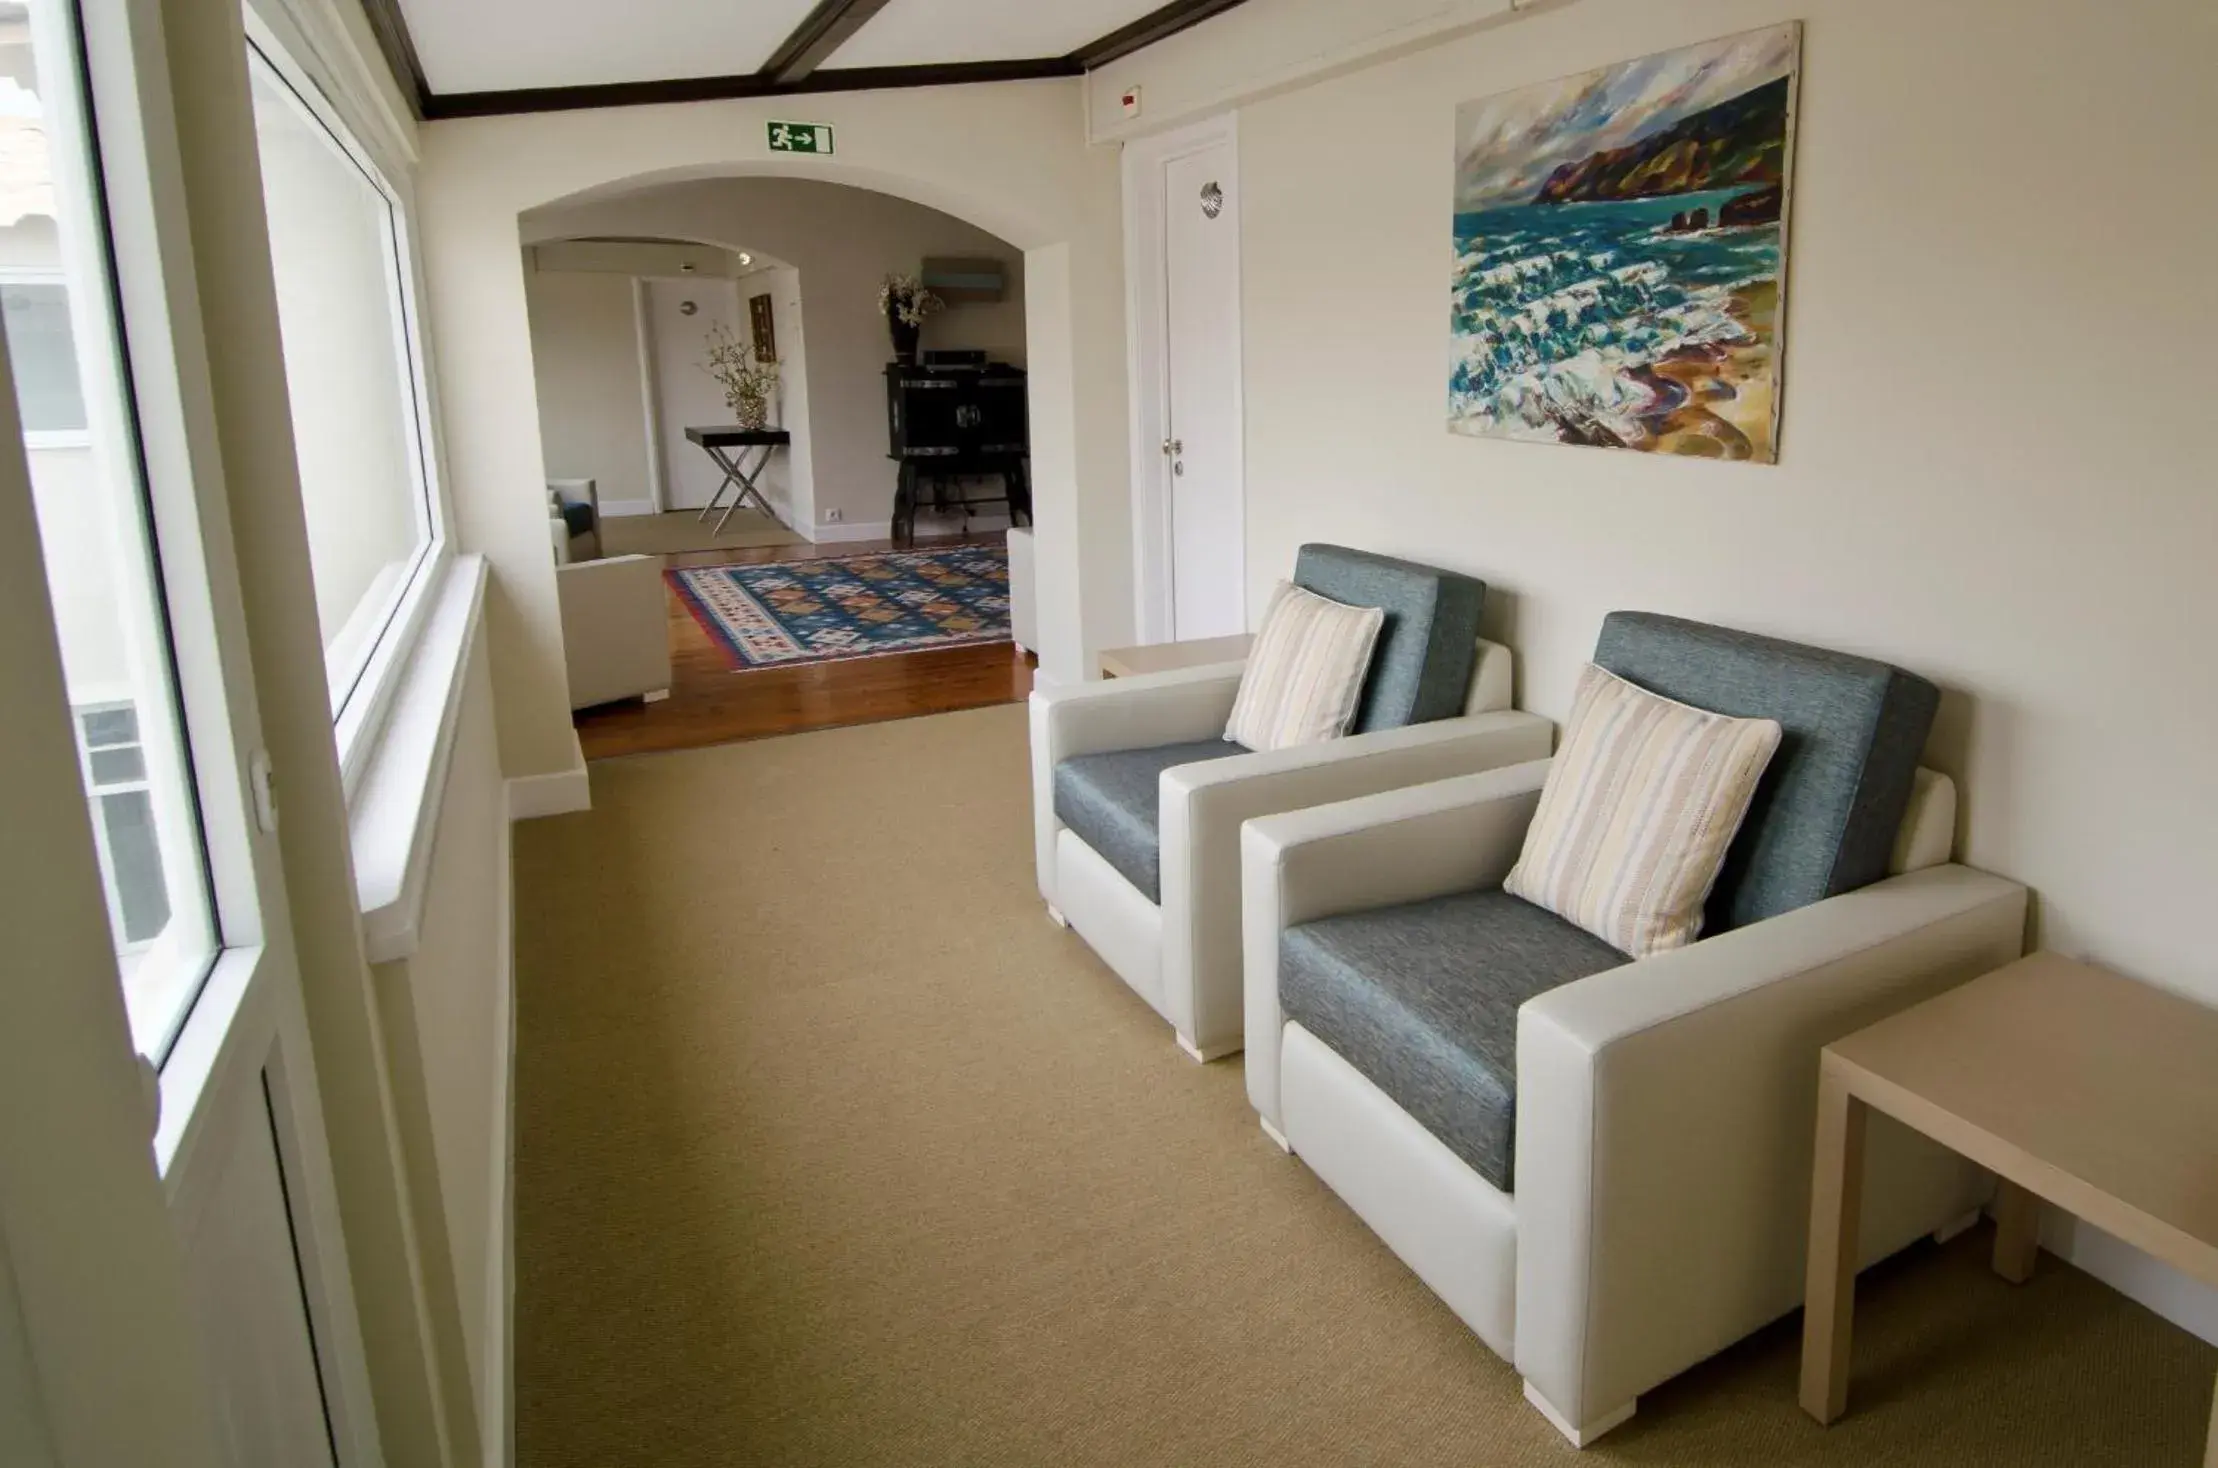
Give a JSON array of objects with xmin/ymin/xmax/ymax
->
[{"xmin": 823, "ymin": 509, "xmax": 844, "ymax": 523}]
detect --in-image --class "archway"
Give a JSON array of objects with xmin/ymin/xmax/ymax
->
[{"xmin": 416, "ymin": 83, "xmax": 1132, "ymax": 783}]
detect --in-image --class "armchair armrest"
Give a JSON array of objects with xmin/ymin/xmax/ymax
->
[
  {"xmin": 1512, "ymin": 863, "xmax": 2029, "ymax": 1428},
  {"xmin": 1028, "ymin": 662, "xmax": 1247, "ymax": 903},
  {"xmin": 1239, "ymin": 757, "xmax": 1554, "ymax": 1126}
]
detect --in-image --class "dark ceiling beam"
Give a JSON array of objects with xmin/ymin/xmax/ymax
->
[
  {"xmin": 422, "ymin": 58, "xmax": 1082, "ymax": 122},
  {"xmin": 759, "ymin": 0, "xmax": 902, "ymax": 86},
  {"xmin": 356, "ymin": 0, "xmax": 431, "ymax": 118},
  {"xmin": 1067, "ymin": 0, "xmax": 1250, "ymax": 70}
]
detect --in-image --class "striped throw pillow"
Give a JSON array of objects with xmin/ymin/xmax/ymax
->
[
  {"xmin": 1505, "ymin": 663, "xmax": 1782, "ymax": 957},
  {"xmin": 1224, "ymin": 581, "xmax": 1386, "ymax": 752}
]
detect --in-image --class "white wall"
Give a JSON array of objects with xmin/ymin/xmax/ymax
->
[
  {"xmin": 369, "ymin": 626, "xmax": 512, "ymax": 1468},
  {"xmin": 1085, "ymin": 0, "xmax": 1521, "ymax": 144},
  {"xmin": 418, "ymin": 80, "xmax": 1130, "ymax": 781},
  {"xmin": 1228, "ymin": 0, "xmax": 2217, "ymax": 1330},
  {"xmin": 523, "ymin": 268, "xmax": 656, "ymax": 513},
  {"xmin": 524, "ymin": 175, "xmax": 1028, "ymax": 538},
  {"xmin": 751, "ymin": 263, "xmax": 815, "ymax": 528}
]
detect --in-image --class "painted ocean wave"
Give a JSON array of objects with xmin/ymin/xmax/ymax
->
[{"xmin": 1448, "ymin": 190, "xmax": 1781, "ymax": 446}]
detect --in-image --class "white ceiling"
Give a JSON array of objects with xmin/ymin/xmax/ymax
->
[
  {"xmin": 394, "ymin": 0, "xmax": 1173, "ymax": 96},
  {"xmin": 830, "ymin": 0, "xmax": 1164, "ymax": 69},
  {"xmin": 397, "ymin": 0, "xmax": 820, "ymax": 95}
]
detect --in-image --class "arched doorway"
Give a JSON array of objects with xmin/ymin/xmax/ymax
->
[{"xmin": 416, "ymin": 84, "xmax": 1133, "ymax": 788}]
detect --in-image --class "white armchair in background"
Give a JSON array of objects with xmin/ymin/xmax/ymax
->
[
  {"xmin": 1006, "ymin": 525, "xmax": 1037, "ymax": 655},
  {"xmin": 1240, "ymin": 612, "xmax": 2028, "ymax": 1446},
  {"xmin": 556, "ymin": 554, "xmax": 670, "ymax": 710},
  {"xmin": 1029, "ymin": 544, "xmax": 1553, "ymax": 1061},
  {"xmin": 549, "ymin": 477, "xmax": 601, "ymax": 564}
]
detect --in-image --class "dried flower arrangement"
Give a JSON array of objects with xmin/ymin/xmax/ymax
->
[
  {"xmin": 877, "ymin": 272, "xmax": 946, "ymax": 327},
  {"xmin": 702, "ymin": 324, "xmax": 779, "ymax": 429}
]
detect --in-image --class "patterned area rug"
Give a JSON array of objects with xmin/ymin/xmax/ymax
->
[{"xmin": 671, "ymin": 544, "xmax": 1010, "ymax": 670}]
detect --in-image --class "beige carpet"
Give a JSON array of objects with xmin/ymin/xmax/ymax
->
[
  {"xmin": 598, "ymin": 507, "xmax": 805, "ymax": 556},
  {"xmin": 513, "ymin": 705, "xmax": 2214, "ymax": 1467}
]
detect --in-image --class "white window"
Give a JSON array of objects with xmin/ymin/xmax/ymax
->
[
  {"xmin": 245, "ymin": 34, "xmax": 442, "ymax": 764},
  {"xmin": 6, "ymin": 0, "xmax": 216, "ymax": 1058},
  {"xmin": 72, "ymin": 700, "xmax": 169, "ymax": 948}
]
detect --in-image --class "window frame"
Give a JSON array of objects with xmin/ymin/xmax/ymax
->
[
  {"xmin": 15, "ymin": 0, "xmax": 226, "ymax": 1063},
  {"xmin": 241, "ymin": 18, "xmax": 451, "ymax": 801}
]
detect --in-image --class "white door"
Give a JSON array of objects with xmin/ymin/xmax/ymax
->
[
  {"xmin": 646, "ymin": 277, "xmax": 743, "ymax": 510},
  {"xmin": 1154, "ymin": 128, "xmax": 1245, "ymax": 641}
]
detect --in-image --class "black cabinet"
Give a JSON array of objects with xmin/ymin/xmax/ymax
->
[{"xmin": 884, "ymin": 362, "xmax": 1031, "ymax": 544}]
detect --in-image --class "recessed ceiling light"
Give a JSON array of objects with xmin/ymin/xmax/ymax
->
[{"xmin": 737, "ymin": 252, "xmax": 753, "ymax": 267}]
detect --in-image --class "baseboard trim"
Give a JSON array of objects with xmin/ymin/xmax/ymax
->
[
  {"xmin": 506, "ymin": 734, "xmax": 590, "ymax": 820},
  {"xmin": 2040, "ymin": 1211, "xmax": 2218, "ymax": 1345},
  {"xmin": 808, "ymin": 519, "xmax": 893, "ymax": 543},
  {"xmin": 485, "ymin": 807, "xmax": 516, "ymax": 1468},
  {"xmin": 597, "ymin": 498, "xmax": 659, "ymax": 518}
]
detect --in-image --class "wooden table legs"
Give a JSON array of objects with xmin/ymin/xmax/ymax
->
[
  {"xmin": 1798, "ymin": 1084, "xmax": 2217, "ymax": 1464},
  {"xmin": 1799, "ymin": 1070, "xmax": 1867, "ymax": 1424},
  {"xmin": 1992, "ymin": 1179, "xmax": 2042, "ymax": 1284}
]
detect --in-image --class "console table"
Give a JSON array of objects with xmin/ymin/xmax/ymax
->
[
  {"xmin": 686, "ymin": 426, "xmax": 790, "ymax": 535},
  {"xmin": 1800, "ymin": 952, "xmax": 2218, "ymax": 1462}
]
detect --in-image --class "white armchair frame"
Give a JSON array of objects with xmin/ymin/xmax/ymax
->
[
  {"xmin": 556, "ymin": 553, "xmax": 671, "ymax": 710},
  {"xmin": 1029, "ymin": 641, "xmax": 1552, "ymax": 1060},
  {"xmin": 1242, "ymin": 759, "xmax": 2028, "ymax": 1445}
]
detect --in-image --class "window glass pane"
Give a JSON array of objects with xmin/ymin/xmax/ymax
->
[
  {"xmin": 87, "ymin": 743, "xmax": 144, "ymax": 785},
  {"xmin": 246, "ymin": 49, "xmax": 431, "ymax": 714},
  {"xmin": 5, "ymin": 0, "xmax": 215, "ymax": 1056},
  {"xmin": 98, "ymin": 789, "xmax": 168, "ymax": 943},
  {"xmin": 78, "ymin": 702, "xmax": 137, "ymax": 745},
  {"xmin": 0, "ymin": 281, "xmax": 86, "ymax": 430}
]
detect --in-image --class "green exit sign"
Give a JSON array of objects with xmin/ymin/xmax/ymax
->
[{"xmin": 767, "ymin": 120, "xmax": 833, "ymax": 155}]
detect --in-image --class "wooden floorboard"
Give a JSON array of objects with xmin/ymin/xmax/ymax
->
[{"xmin": 574, "ymin": 533, "xmax": 1033, "ymax": 762}]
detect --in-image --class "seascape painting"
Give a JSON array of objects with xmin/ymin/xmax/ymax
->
[{"xmin": 1449, "ymin": 24, "xmax": 1800, "ymax": 461}]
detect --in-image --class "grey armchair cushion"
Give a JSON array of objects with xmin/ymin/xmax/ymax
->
[
  {"xmin": 1593, "ymin": 612, "xmax": 1940, "ymax": 934},
  {"xmin": 1281, "ymin": 890, "xmax": 1625, "ymax": 1191},
  {"xmin": 1053, "ymin": 740, "xmax": 1247, "ymax": 903},
  {"xmin": 1293, "ymin": 545, "xmax": 1487, "ymax": 735}
]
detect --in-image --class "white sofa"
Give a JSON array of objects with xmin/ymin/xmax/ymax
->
[
  {"xmin": 1239, "ymin": 614, "xmax": 2029, "ymax": 1445},
  {"xmin": 556, "ymin": 554, "xmax": 671, "ymax": 710},
  {"xmin": 1029, "ymin": 545, "xmax": 1553, "ymax": 1061}
]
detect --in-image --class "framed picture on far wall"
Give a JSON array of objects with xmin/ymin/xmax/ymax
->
[
  {"xmin": 749, "ymin": 292, "xmax": 777, "ymax": 362},
  {"xmin": 1449, "ymin": 22, "xmax": 1801, "ymax": 462}
]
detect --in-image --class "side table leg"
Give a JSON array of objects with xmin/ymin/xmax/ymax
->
[
  {"xmin": 1799, "ymin": 1071, "xmax": 1868, "ymax": 1425},
  {"xmin": 1992, "ymin": 1179, "xmax": 2042, "ymax": 1283}
]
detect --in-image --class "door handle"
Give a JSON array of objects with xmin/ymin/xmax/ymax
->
[{"xmin": 1161, "ymin": 438, "xmax": 1182, "ymax": 456}]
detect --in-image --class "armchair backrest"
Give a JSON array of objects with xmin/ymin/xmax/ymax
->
[
  {"xmin": 1292, "ymin": 544, "xmax": 1486, "ymax": 734},
  {"xmin": 1593, "ymin": 612, "xmax": 1939, "ymax": 934}
]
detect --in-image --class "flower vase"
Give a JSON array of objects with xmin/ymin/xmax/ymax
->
[
  {"xmin": 730, "ymin": 394, "xmax": 768, "ymax": 431},
  {"xmin": 889, "ymin": 317, "xmax": 920, "ymax": 365}
]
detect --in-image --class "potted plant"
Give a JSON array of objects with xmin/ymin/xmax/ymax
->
[
  {"xmin": 702, "ymin": 325, "xmax": 779, "ymax": 430},
  {"xmin": 877, "ymin": 273, "xmax": 943, "ymax": 365}
]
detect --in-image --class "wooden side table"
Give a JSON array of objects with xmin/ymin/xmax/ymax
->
[
  {"xmin": 1799, "ymin": 953, "xmax": 2218, "ymax": 1463},
  {"xmin": 1097, "ymin": 633, "xmax": 1253, "ymax": 679}
]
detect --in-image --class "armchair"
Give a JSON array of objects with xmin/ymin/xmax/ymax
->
[
  {"xmin": 1241, "ymin": 613, "xmax": 2028, "ymax": 1446},
  {"xmin": 556, "ymin": 554, "xmax": 671, "ymax": 710},
  {"xmin": 1029, "ymin": 544, "xmax": 1552, "ymax": 1061}
]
